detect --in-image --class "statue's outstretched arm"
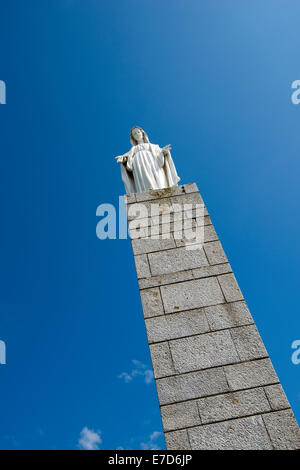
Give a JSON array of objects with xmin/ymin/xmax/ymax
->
[
  {"xmin": 157, "ymin": 144, "xmax": 172, "ymax": 168},
  {"xmin": 115, "ymin": 153, "xmax": 133, "ymax": 172},
  {"xmin": 162, "ymin": 144, "xmax": 172, "ymax": 155},
  {"xmin": 115, "ymin": 153, "xmax": 128, "ymax": 163}
]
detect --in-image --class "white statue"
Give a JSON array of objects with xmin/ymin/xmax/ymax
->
[{"xmin": 115, "ymin": 126, "xmax": 180, "ymax": 194}]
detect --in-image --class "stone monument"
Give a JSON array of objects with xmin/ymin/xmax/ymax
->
[{"xmin": 116, "ymin": 127, "xmax": 300, "ymax": 450}]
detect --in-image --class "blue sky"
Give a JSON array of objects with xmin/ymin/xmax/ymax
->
[{"xmin": 0, "ymin": 0, "xmax": 299, "ymax": 450}]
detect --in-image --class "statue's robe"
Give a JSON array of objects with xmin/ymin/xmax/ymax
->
[{"xmin": 120, "ymin": 143, "xmax": 180, "ymax": 194}]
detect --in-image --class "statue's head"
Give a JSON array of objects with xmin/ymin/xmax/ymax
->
[{"xmin": 130, "ymin": 126, "xmax": 150, "ymax": 146}]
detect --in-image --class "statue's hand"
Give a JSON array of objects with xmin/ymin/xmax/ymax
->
[
  {"xmin": 115, "ymin": 155, "xmax": 128, "ymax": 163},
  {"xmin": 162, "ymin": 144, "xmax": 172, "ymax": 154}
]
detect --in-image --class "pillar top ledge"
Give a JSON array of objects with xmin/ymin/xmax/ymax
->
[{"xmin": 124, "ymin": 183, "xmax": 199, "ymax": 204}]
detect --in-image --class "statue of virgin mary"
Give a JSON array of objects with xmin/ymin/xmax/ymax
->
[{"xmin": 115, "ymin": 126, "xmax": 180, "ymax": 194}]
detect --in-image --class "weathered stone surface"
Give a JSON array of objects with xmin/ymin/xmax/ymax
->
[
  {"xmin": 161, "ymin": 277, "xmax": 225, "ymax": 314},
  {"xmin": 133, "ymin": 213, "xmax": 211, "ymax": 231},
  {"xmin": 174, "ymin": 223, "xmax": 218, "ymax": 248},
  {"xmin": 218, "ymin": 273, "xmax": 244, "ymax": 302},
  {"xmin": 183, "ymin": 183, "xmax": 199, "ymax": 194},
  {"xmin": 262, "ymin": 410, "xmax": 300, "ymax": 450},
  {"xmin": 264, "ymin": 384, "xmax": 290, "ymax": 411},
  {"xmin": 138, "ymin": 270, "xmax": 194, "ymax": 290},
  {"xmin": 204, "ymin": 241, "xmax": 228, "ymax": 265},
  {"xmin": 124, "ymin": 193, "xmax": 136, "ymax": 204},
  {"xmin": 161, "ymin": 400, "xmax": 200, "ymax": 431},
  {"xmin": 134, "ymin": 254, "xmax": 151, "ymax": 279},
  {"xmin": 167, "ymin": 218, "xmax": 202, "ymax": 234},
  {"xmin": 154, "ymin": 220, "xmax": 196, "ymax": 237},
  {"xmin": 230, "ymin": 324, "xmax": 268, "ymax": 361},
  {"xmin": 127, "ymin": 184, "xmax": 300, "ymax": 450},
  {"xmin": 140, "ymin": 288, "xmax": 164, "ymax": 318},
  {"xmin": 188, "ymin": 415, "xmax": 272, "ymax": 450},
  {"xmin": 135, "ymin": 185, "xmax": 186, "ymax": 202},
  {"xmin": 169, "ymin": 330, "xmax": 239, "ymax": 374},
  {"xmin": 129, "ymin": 220, "xmax": 154, "ymax": 240},
  {"xmin": 203, "ymin": 225, "xmax": 218, "ymax": 243},
  {"xmin": 129, "ymin": 212, "xmax": 207, "ymax": 238},
  {"xmin": 127, "ymin": 202, "xmax": 151, "ymax": 222},
  {"xmin": 173, "ymin": 228, "xmax": 204, "ymax": 247},
  {"xmin": 130, "ymin": 217, "xmax": 206, "ymax": 240},
  {"xmin": 204, "ymin": 301, "xmax": 253, "ymax": 330},
  {"xmin": 128, "ymin": 192, "xmax": 204, "ymax": 219},
  {"xmin": 148, "ymin": 246, "xmax": 208, "ymax": 276},
  {"xmin": 132, "ymin": 237, "xmax": 175, "ymax": 255},
  {"xmin": 145, "ymin": 309, "xmax": 209, "ymax": 343},
  {"xmin": 192, "ymin": 263, "xmax": 232, "ymax": 280},
  {"xmin": 197, "ymin": 388, "xmax": 270, "ymax": 424},
  {"xmin": 139, "ymin": 264, "xmax": 232, "ymax": 289},
  {"xmin": 131, "ymin": 217, "xmax": 208, "ymax": 241},
  {"xmin": 201, "ymin": 215, "xmax": 212, "ymax": 226},
  {"xmin": 168, "ymin": 191, "xmax": 204, "ymax": 208},
  {"xmin": 225, "ymin": 358, "xmax": 279, "ymax": 391},
  {"xmin": 164, "ymin": 430, "xmax": 190, "ymax": 450},
  {"xmin": 173, "ymin": 212, "xmax": 209, "ymax": 227},
  {"xmin": 149, "ymin": 342, "xmax": 175, "ymax": 378},
  {"xmin": 156, "ymin": 367, "xmax": 229, "ymax": 405}
]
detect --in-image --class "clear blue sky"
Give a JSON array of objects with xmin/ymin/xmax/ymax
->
[{"xmin": 0, "ymin": 0, "xmax": 299, "ymax": 450}]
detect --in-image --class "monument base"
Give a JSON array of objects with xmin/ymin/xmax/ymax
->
[{"xmin": 125, "ymin": 183, "xmax": 300, "ymax": 450}]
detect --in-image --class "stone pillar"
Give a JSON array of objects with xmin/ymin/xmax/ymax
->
[{"xmin": 125, "ymin": 183, "xmax": 300, "ymax": 450}]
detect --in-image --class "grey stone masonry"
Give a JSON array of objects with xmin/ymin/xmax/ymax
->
[{"xmin": 125, "ymin": 183, "xmax": 300, "ymax": 450}]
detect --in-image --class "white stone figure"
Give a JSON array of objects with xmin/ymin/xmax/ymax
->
[{"xmin": 115, "ymin": 126, "xmax": 180, "ymax": 194}]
